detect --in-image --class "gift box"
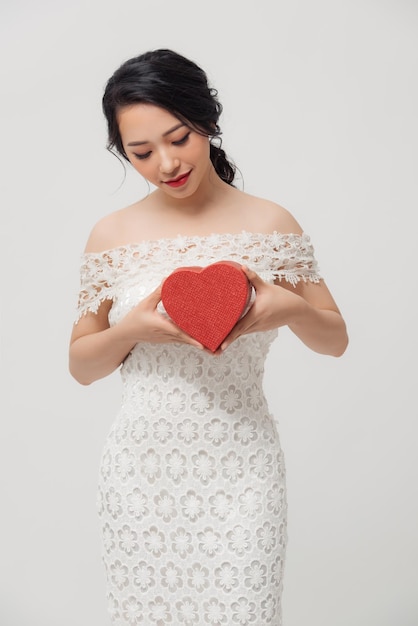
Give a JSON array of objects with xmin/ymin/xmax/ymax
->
[{"xmin": 161, "ymin": 260, "xmax": 252, "ymax": 352}]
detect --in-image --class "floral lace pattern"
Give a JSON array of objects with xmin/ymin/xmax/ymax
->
[
  {"xmin": 75, "ymin": 231, "xmax": 321, "ymax": 321},
  {"xmin": 75, "ymin": 232, "xmax": 321, "ymax": 625}
]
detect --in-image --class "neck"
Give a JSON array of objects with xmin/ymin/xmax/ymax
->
[{"xmin": 152, "ymin": 164, "xmax": 231, "ymax": 215}]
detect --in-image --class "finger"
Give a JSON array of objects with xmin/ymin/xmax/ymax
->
[
  {"xmin": 145, "ymin": 284, "xmax": 163, "ymax": 309},
  {"xmin": 150, "ymin": 283, "xmax": 162, "ymax": 299},
  {"xmin": 181, "ymin": 332, "xmax": 205, "ymax": 350},
  {"xmin": 220, "ymin": 306, "xmax": 258, "ymax": 350},
  {"xmin": 220, "ymin": 336, "xmax": 235, "ymax": 351},
  {"xmin": 241, "ymin": 265, "xmax": 265, "ymax": 290},
  {"xmin": 220, "ymin": 321, "xmax": 244, "ymax": 351},
  {"xmin": 164, "ymin": 318, "xmax": 205, "ymax": 350}
]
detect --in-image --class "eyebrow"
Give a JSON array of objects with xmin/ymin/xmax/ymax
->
[{"xmin": 127, "ymin": 123, "xmax": 186, "ymax": 146}]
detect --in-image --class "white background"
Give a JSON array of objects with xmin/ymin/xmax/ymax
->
[{"xmin": 1, "ymin": 1, "xmax": 417, "ymax": 624}]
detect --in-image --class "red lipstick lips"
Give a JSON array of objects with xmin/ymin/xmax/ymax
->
[{"xmin": 165, "ymin": 171, "xmax": 191, "ymax": 188}]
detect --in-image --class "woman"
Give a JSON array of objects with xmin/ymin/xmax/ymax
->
[{"xmin": 70, "ymin": 49, "xmax": 348, "ymax": 625}]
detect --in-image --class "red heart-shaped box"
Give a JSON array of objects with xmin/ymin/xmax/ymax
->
[{"xmin": 161, "ymin": 261, "xmax": 252, "ymax": 352}]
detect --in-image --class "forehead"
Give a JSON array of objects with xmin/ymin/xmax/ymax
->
[{"xmin": 117, "ymin": 103, "xmax": 181, "ymax": 141}]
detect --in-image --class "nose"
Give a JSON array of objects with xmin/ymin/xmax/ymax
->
[{"xmin": 158, "ymin": 148, "xmax": 180, "ymax": 175}]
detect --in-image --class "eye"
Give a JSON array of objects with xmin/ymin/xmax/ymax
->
[
  {"xmin": 172, "ymin": 132, "xmax": 191, "ymax": 146},
  {"xmin": 133, "ymin": 151, "xmax": 152, "ymax": 160}
]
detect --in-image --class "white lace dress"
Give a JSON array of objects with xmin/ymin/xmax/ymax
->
[{"xmin": 75, "ymin": 231, "xmax": 321, "ymax": 626}]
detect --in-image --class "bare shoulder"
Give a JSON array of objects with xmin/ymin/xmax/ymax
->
[
  {"xmin": 84, "ymin": 202, "xmax": 141, "ymax": 253},
  {"xmin": 236, "ymin": 190, "xmax": 303, "ymax": 235}
]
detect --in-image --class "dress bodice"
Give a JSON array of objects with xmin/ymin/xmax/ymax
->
[
  {"xmin": 76, "ymin": 231, "xmax": 321, "ymax": 322},
  {"xmin": 75, "ymin": 231, "xmax": 321, "ymax": 399}
]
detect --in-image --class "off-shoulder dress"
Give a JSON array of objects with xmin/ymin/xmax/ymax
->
[{"xmin": 75, "ymin": 232, "xmax": 321, "ymax": 626}]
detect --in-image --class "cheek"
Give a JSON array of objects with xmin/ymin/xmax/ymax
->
[
  {"xmin": 190, "ymin": 137, "xmax": 210, "ymax": 163},
  {"xmin": 129, "ymin": 158, "xmax": 154, "ymax": 179}
]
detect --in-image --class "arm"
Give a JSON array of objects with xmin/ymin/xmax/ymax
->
[
  {"xmin": 69, "ymin": 218, "xmax": 205, "ymax": 385},
  {"xmin": 221, "ymin": 268, "xmax": 348, "ymax": 357},
  {"xmin": 69, "ymin": 299, "xmax": 135, "ymax": 386},
  {"xmin": 278, "ymin": 275, "xmax": 348, "ymax": 356},
  {"xmin": 69, "ymin": 284, "xmax": 204, "ymax": 386},
  {"xmin": 283, "ymin": 277, "xmax": 348, "ymax": 356},
  {"xmin": 218, "ymin": 206, "xmax": 348, "ymax": 356}
]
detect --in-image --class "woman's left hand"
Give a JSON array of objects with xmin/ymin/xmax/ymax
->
[{"xmin": 219, "ymin": 266, "xmax": 304, "ymax": 351}]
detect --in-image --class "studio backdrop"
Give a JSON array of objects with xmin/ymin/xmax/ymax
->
[{"xmin": 1, "ymin": 1, "xmax": 417, "ymax": 625}]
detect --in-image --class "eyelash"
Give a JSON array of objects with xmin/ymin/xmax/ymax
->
[
  {"xmin": 173, "ymin": 132, "xmax": 191, "ymax": 146},
  {"xmin": 134, "ymin": 151, "xmax": 151, "ymax": 161},
  {"xmin": 133, "ymin": 132, "xmax": 191, "ymax": 160}
]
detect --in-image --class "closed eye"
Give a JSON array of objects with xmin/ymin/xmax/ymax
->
[
  {"xmin": 133, "ymin": 151, "xmax": 152, "ymax": 160},
  {"xmin": 172, "ymin": 132, "xmax": 190, "ymax": 146},
  {"xmin": 132, "ymin": 132, "xmax": 190, "ymax": 160}
]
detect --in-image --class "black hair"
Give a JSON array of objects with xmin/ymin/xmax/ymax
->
[{"xmin": 102, "ymin": 49, "xmax": 236, "ymax": 185}]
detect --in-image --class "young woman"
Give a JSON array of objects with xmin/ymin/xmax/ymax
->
[{"xmin": 70, "ymin": 48, "xmax": 348, "ymax": 625}]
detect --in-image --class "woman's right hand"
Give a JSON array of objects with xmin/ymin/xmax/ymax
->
[
  {"xmin": 69, "ymin": 283, "xmax": 203, "ymax": 385},
  {"xmin": 119, "ymin": 283, "xmax": 204, "ymax": 349}
]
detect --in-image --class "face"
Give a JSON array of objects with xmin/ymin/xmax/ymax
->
[{"xmin": 118, "ymin": 103, "xmax": 212, "ymax": 197}]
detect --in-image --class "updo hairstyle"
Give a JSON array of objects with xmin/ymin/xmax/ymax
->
[{"xmin": 102, "ymin": 49, "xmax": 236, "ymax": 185}]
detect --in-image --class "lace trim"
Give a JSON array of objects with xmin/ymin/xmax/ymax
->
[{"xmin": 75, "ymin": 231, "xmax": 322, "ymax": 321}]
